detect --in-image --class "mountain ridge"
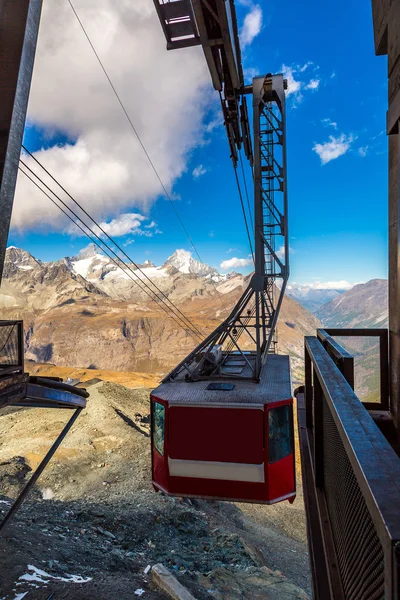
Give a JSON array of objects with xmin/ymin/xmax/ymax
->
[
  {"xmin": 316, "ymin": 278, "xmax": 388, "ymax": 328},
  {"xmin": 0, "ymin": 245, "xmax": 321, "ymax": 382}
]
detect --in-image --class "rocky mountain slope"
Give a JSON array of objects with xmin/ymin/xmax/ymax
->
[
  {"xmin": 316, "ymin": 279, "xmax": 388, "ymax": 401},
  {"xmin": 0, "ymin": 380, "xmax": 310, "ymax": 599},
  {"xmin": 286, "ymin": 285, "xmax": 342, "ymax": 312},
  {"xmin": 0, "ymin": 246, "xmax": 320, "ymax": 383},
  {"xmin": 316, "ymin": 279, "xmax": 388, "ymax": 328}
]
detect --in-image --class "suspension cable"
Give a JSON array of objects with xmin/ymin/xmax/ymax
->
[
  {"xmin": 233, "ymin": 166, "xmax": 255, "ymax": 265},
  {"xmin": 19, "ymin": 162, "xmax": 203, "ymax": 343},
  {"xmin": 19, "ymin": 164, "xmax": 202, "ymax": 343},
  {"xmin": 239, "ymin": 150, "xmax": 254, "ymax": 232},
  {"xmin": 20, "ymin": 147, "xmax": 203, "ymax": 339},
  {"xmin": 66, "ymin": 0, "xmax": 215, "ymax": 279}
]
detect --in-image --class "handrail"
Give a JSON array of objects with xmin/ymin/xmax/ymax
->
[
  {"xmin": 316, "ymin": 327, "xmax": 389, "ymax": 410},
  {"xmin": 300, "ymin": 335, "xmax": 400, "ymax": 599}
]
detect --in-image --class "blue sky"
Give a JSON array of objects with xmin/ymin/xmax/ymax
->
[{"xmin": 10, "ymin": 0, "xmax": 388, "ymax": 287}]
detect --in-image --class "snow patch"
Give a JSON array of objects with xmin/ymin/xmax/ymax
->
[
  {"xmin": 134, "ymin": 266, "xmax": 167, "ymax": 279},
  {"xmin": 71, "ymin": 257, "xmax": 96, "ymax": 278},
  {"xmin": 41, "ymin": 487, "xmax": 54, "ymax": 500},
  {"xmin": 19, "ymin": 565, "xmax": 92, "ymax": 585},
  {"xmin": 104, "ymin": 265, "xmax": 167, "ymax": 282},
  {"xmin": 163, "ymin": 249, "xmax": 219, "ymax": 278}
]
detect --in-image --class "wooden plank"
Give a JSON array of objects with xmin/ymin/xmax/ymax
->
[{"xmin": 152, "ymin": 564, "xmax": 197, "ymax": 600}]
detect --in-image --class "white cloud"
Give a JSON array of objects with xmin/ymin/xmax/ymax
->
[
  {"xmin": 358, "ymin": 146, "xmax": 369, "ymax": 157},
  {"xmin": 276, "ymin": 245, "xmax": 294, "ymax": 259},
  {"xmin": 282, "ymin": 65, "xmax": 302, "ymax": 99},
  {"xmin": 281, "ymin": 63, "xmax": 321, "ymax": 105},
  {"xmin": 192, "ymin": 164, "xmax": 207, "ymax": 179},
  {"xmin": 321, "ymin": 118, "xmax": 337, "ymax": 129},
  {"xmin": 67, "ymin": 211, "xmax": 160, "ymax": 238},
  {"xmin": 313, "ymin": 133, "xmax": 355, "ymax": 165},
  {"xmin": 240, "ymin": 5, "xmax": 262, "ymax": 48},
  {"xmin": 12, "ymin": 0, "xmax": 212, "ymax": 232},
  {"xmin": 305, "ymin": 79, "xmax": 320, "ymax": 90},
  {"xmin": 97, "ymin": 213, "xmax": 146, "ymax": 237},
  {"xmin": 297, "ymin": 281, "xmax": 356, "ymax": 290},
  {"xmin": 299, "ymin": 62, "xmax": 313, "ymax": 72},
  {"xmin": 244, "ymin": 67, "xmax": 258, "ymax": 81},
  {"xmin": 220, "ymin": 257, "xmax": 253, "ymax": 270}
]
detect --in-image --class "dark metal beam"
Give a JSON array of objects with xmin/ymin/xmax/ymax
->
[
  {"xmin": 0, "ymin": 0, "xmax": 43, "ymax": 283},
  {"xmin": 371, "ymin": 0, "xmax": 400, "ymax": 442},
  {"xmin": 0, "ymin": 407, "xmax": 82, "ymax": 534}
]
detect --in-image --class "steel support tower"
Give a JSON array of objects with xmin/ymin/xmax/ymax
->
[{"xmin": 154, "ymin": 1, "xmax": 288, "ymax": 382}]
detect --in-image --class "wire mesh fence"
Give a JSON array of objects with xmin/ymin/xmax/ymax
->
[{"xmin": 0, "ymin": 321, "xmax": 23, "ymax": 370}]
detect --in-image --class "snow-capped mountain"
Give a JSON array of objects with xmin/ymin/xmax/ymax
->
[
  {"xmin": 163, "ymin": 249, "xmax": 223, "ymax": 281},
  {"xmin": 65, "ymin": 244, "xmax": 161, "ymax": 282},
  {"xmin": 1, "ymin": 245, "xmax": 320, "ymax": 381},
  {"xmin": 67, "ymin": 246, "xmax": 227, "ymax": 289},
  {"xmin": 1, "ymin": 244, "xmax": 238, "ymax": 308},
  {"xmin": 3, "ymin": 246, "xmax": 42, "ymax": 277}
]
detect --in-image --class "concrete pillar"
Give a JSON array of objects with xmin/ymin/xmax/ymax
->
[{"xmin": 372, "ymin": 0, "xmax": 400, "ymax": 436}]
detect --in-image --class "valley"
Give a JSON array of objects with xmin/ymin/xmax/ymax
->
[
  {"xmin": 1, "ymin": 246, "xmax": 389, "ymax": 399},
  {"xmin": 0, "ymin": 246, "xmax": 389, "ymax": 598},
  {"xmin": 316, "ymin": 278, "xmax": 388, "ymax": 401}
]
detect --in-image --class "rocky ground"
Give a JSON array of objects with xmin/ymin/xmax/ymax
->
[{"xmin": 0, "ymin": 380, "xmax": 310, "ymax": 599}]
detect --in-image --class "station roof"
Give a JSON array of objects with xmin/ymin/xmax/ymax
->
[{"xmin": 152, "ymin": 354, "xmax": 292, "ymax": 405}]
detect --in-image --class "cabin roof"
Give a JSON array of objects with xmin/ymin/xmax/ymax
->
[{"xmin": 152, "ymin": 354, "xmax": 292, "ymax": 405}]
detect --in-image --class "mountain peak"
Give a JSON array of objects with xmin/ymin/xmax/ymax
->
[
  {"xmin": 5, "ymin": 246, "xmax": 41, "ymax": 271},
  {"xmin": 142, "ymin": 259, "xmax": 155, "ymax": 268},
  {"xmin": 74, "ymin": 243, "xmax": 101, "ymax": 260},
  {"xmin": 163, "ymin": 249, "xmax": 219, "ymax": 278}
]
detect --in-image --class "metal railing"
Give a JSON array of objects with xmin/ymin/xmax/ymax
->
[
  {"xmin": 317, "ymin": 328, "xmax": 389, "ymax": 411},
  {"xmin": 0, "ymin": 320, "xmax": 24, "ymax": 374},
  {"xmin": 0, "ymin": 320, "xmax": 26, "ymax": 407},
  {"xmin": 0, "ymin": 319, "xmax": 89, "ymax": 534},
  {"xmin": 298, "ymin": 335, "xmax": 400, "ymax": 599}
]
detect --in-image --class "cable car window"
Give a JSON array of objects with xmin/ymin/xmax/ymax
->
[
  {"xmin": 153, "ymin": 402, "xmax": 165, "ymax": 456},
  {"xmin": 268, "ymin": 405, "xmax": 292, "ymax": 463}
]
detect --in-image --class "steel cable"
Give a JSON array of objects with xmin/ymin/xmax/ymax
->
[
  {"xmin": 19, "ymin": 163, "xmax": 203, "ymax": 343},
  {"xmin": 66, "ymin": 0, "xmax": 225, "ymax": 310},
  {"xmin": 20, "ymin": 147, "xmax": 203, "ymax": 339}
]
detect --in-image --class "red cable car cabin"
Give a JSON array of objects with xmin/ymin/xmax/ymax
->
[{"xmin": 151, "ymin": 354, "xmax": 295, "ymax": 504}]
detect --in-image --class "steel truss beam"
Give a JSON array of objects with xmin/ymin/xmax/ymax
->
[
  {"xmin": 0, "ymin": 0, "xmax": 43, "ymax": 283},
  {"xmin": 153, "ymin": 0, "xmax": 253, "ymax": 166},
  {"xmin": 164, "ymin": 75, "xmax": 288, "ymax": 382}
]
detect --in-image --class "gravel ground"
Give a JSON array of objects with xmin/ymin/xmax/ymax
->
[{"xmin": 0, "ymin": 381, "xmax": 311, "ymax": 599}]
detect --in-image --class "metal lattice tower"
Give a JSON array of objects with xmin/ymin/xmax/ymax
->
[{"xmin": 164, "ymin": 74, "xmax": 288, "ymax": 382}]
